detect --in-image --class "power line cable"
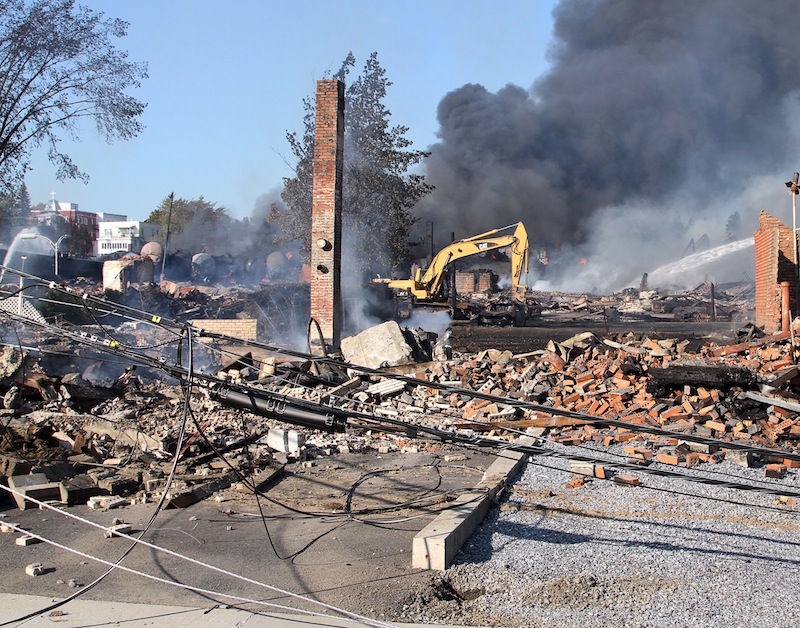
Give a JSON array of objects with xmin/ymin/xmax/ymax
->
[
  {"xmin": 0, "ymin": 488, "xmax": 395, "ymax": 628},
  {"xmin": 0, "ymin": 522, "xmax": 391, "ymax": 628}
]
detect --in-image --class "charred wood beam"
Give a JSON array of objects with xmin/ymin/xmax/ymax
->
[{"xmin": 646, "ymin": 365, "xmax": 758, "ymax": 395}]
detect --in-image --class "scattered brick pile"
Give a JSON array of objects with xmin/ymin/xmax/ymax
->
[{"xmin": 389, "ymin": 327, "xmax": 800, "ymax": 479}]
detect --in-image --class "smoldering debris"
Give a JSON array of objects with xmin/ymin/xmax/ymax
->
[
  {"xmin": 530, "ymin": 280, "xmax": 754, "ymax": 323},
  {"xmin": 2, "ymin": 268, "xmax": 799, "ymax": 517}
]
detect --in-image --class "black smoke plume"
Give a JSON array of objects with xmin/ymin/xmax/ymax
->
[{"xmin": 421, "ymin": 0, "xmax": 800, "ymax": 291}]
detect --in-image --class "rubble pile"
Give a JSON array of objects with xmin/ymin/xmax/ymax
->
[
  {"xmin": 531, "ymin": 280, "xmax": 755, "ymax": 322},
  {"xmin": 2, "ymin": 305, "xmax": 799, "ymax": 514}
]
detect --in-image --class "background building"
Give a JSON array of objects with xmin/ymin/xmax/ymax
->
[
  {"xmin": 30, "ymin": 196, "xmax": 99, "ymax": 238},
  {"xmin": 95, "ymin": 221, "xmax": 162, "ymax": 256}
]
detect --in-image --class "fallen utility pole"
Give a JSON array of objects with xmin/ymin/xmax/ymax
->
[{"xmin": 210, "ymin": 384, "xmax": 348, "ymax": 433}]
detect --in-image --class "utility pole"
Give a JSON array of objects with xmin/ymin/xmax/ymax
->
[
  {"xmin": 18, "ymin": 256, "xmax": 26, "ymax": 315},
  {"xmin": 785, "ymin": 173, "xmax": 799, "ymax": 356},
  {"xmin": 160, "ymin": 192, "xmax": 174, "ymax": 281}
]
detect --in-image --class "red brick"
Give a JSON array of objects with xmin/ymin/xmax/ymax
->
[
  {"xmin": 765, "ymin": 463, "xmax": 787, "ymax": 478},
  {"xmin": 613, "ymin": 474, "xmax": 640, "ymax": 487},
  {"xmin": 656, "ymin": 452, "xmax": 681, "ymax": 465}
]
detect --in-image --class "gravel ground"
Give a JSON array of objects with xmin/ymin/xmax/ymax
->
[{"xmin": 404, "ymin": 443, "xmax": 800, "ymax": 627}]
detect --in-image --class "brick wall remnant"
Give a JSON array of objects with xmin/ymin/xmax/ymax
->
[
  {"xmin": 310, "ymin": 80, "xmax": 345, "ymax": 352},
  {"xmin": 754, "ymin": 210, "xmax": 798, "ymax": 332},
  {"xmin": 190, "ymin": 319, "xmax": 258, "ymax": 341}
]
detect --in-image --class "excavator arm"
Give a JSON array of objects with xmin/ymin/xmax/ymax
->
[{"xmin": 389, "ymin": 222, "xmax": 530, "ymax": 303}]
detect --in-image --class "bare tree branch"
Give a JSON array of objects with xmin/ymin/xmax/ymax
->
[{"xmin": 0, "ymin": 0, "xmax": 148, "ymax": 191}]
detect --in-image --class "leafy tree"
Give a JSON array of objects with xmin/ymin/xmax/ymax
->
[
  {"xmin": 270, "ymin": 52, "xmax": 433, "ymax": 273},
  {"xmin": 146, "ymin": 195, "xmax": 233, "ymax": 256},
  {"xmin": 0, "ymin": 0, "xmax": 147, "ymax": 193},
  {"xmin": 64, "ymin": 220, "xmax": 93, "ymax": 256},
  {"xmin": 0, "ymin": 181, "xmax": 31, "ymax": 237}
]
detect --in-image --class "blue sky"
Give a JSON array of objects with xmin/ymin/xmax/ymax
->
[{"xmin": 24, "ymin": 0, "xmax": 558, "ymax": 221}]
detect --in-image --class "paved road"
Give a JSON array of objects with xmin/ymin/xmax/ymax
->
[{"xmin": 0, "ymin": 450, "xmax": 494, "ymax": 627}]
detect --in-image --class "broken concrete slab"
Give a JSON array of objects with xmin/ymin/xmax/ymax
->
[
  {"xmin": 83, "ymin": 420, "xmax": 162, "ymax": 452},
  {"xmin": 165, "ymin": 469, "xmax": 238, "ymax": 509},
  {"xmin": 97, "ymin": 474, "xmax": 141, "ymax": 497},
  {"xmin": 59, "ymin": 474, "xmax": 101, "ymax": 505},
  {"xmin": 265, "ymin": 428, "xmax": 305, "ymax": 454},
  {"xmin": 341, "ymin": 321, "xmax": 415, "ymax": 369},
  {"xmin": 0, "ymin": 455, "xmax": 32, "ymax": 479},
  {"xmin": 7, "ymin": 474, "xmax": 61, "ymax": 510}
]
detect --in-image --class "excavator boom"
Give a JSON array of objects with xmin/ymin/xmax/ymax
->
[{"xmin": 387, "ymin": 221, "xmax": 536, "ymax": 324}]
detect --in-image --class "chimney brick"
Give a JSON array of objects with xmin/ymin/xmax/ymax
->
[{"xmin": 310, "ymin": 80, "xmax": 345, "ymax": 351}]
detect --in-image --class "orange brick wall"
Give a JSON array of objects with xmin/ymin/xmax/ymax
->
[
  {"xmin": 190, "ymin": 318, "xmax": 258, "ymax": 341},
  {"xmin": 455, "ymin": 271, "xmax": 476, "ymax": 294},
  {"xmin": 755, "ymin": 210, "xmax": 798, "ymax": 332},
  {"xmin": 310, "ymin": 80, "xmax": 345, "ymax": 351}
]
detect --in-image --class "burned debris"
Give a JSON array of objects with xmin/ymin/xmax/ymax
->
[
  {"xmin": 0, "ymin": 259, "xmax": 797, "ymax": 523},
  {"xmin": 2, "ymin": 245, "xmax": 800, "ymax": 628}
]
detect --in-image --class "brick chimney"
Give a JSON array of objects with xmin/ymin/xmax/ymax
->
[
  {"xmin": 754, "ymin": 210, "xmax": 798, "ymax": 332},
  {"xmin": 309, "ymin": 80, "xmax": 345, "ymax": 352}
]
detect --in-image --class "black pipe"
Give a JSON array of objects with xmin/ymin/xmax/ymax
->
[{"xmin": 211, "ymin": 385, "xmax": 348, "ymax": 433}]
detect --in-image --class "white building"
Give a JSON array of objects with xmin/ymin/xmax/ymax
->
[
  {"xmin": 95, "ymin": 212, "xmax": 128, "ymax": 222},
  {"xmin": 95, "ymin": 221, "xmax": 162, "ymax": 256}
]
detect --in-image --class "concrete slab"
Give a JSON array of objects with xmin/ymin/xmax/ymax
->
[
  {"xmin": 412, "ymin": 438, "xmax": 532, "ymax": 570},
  {"xmin": 0, "ymin": 450, "xmax": 497, "ymax": 624},
  {"xmin": 8, "ymin": 474, "xmax": 61, "ymax": 510}
]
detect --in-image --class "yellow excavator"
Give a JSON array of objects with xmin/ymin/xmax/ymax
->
[{"xmin": 387, "ymin": 222, "xmax": 539, "ymax": 326}]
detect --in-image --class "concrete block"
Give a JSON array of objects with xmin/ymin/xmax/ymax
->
[
  {"xmin": 60, "ymin": 474, "xmax": 101, "ymax": 505},
  {"xmin": 16, "ymin": 535, "xmax": 40, "ymax": 546},
  {"xmin": 341, "ymin": 321, "xmax": 415, "ymax": 369},
  {"xmin": 25, "ymin": 563, "xmax": 44, "ymax": 576},
  {"xmin": 726, "ymin": 449, "xmax": 754, "ymax": 468},
  {"xmin": 97, "ymin": 475, "xmax": 141, "ymax": 496},
  {"xmin": 412, "ymin": 437, "xmax": 532, "ymax": 570},
  {"xmin": 568, "ymin": 460, "xmax": 596, "ymax": 475},
  {"xmin": 8, "ymin": 474, "xmax": 61, "ymax": 510},
  {"xmin": 87, "ymin": 495, "xmax": 128, "ymax": 510},
  {"xmin": 104, "ymin": 523, "xmax": 132, "ymax": 538},
  {"xmin": 8, "ymin": 473, "xmax": 49, "ymax": 489},
  {"xmin": 34, "ymin": 461, "xmax": 76, "ymax": 481},
  {"xmin": 266, "ymin": 428, "xmax": 305, "ymax": 454},
  {"xmin": 0, "ymin": 455, "xmax": 32, "ymax": 478}
]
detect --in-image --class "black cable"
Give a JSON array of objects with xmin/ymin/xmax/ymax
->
[
  {"xmin": 9, "ymin": 266, "xmax": 793, "ymax": 464},
  {"xmin": 13, "ymin": 302, "xmax": 800, "ymax": 502},
  {"xmin": 8, "ymin": 297, "xmax": 800, "ymax": 503}
]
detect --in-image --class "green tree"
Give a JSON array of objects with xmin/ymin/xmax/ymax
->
[
  {"xmin": 0, "ymin": 181, "xmax": 31, "ymax": 238},
  {"xmin": 64, "ymin": 220, "xmax": 93, "ymax": 256},
  {"xmin": 270, "ymin": 52, "xmax": 433, "ymax": 273},
  {"xmin": 146, "ymin": 195, "xmax": 233, "ymax": 256},
  {"xmin": 0, "ymin": 0, "xmax": 147, "ymax": 193}
]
